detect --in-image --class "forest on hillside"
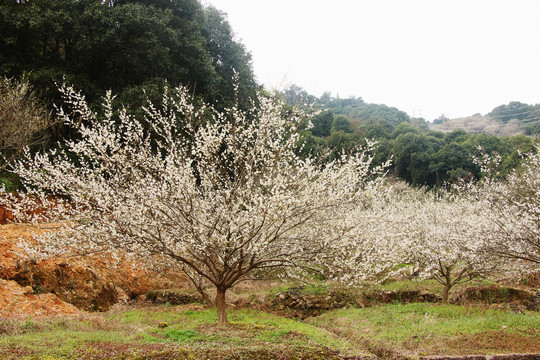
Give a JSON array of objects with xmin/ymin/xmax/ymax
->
[
  {"xmin": 430, "ymin": 101, "xmax": 540, "ymax": 137},
  {"xmin": 1, "ymin": 0, "xmax": 538, "ymax": 188},
  {"xmin": 281, "ymin": 85, "xmax": 536, "ymax": 186}
]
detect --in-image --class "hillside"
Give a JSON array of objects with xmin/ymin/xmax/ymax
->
[
  {"xmin": 429, "ymin": 115, "xmax": 525, "ymax": 136},
  {"xmin": 430, "ymin": 101, "xmax": 540, "ymax": 136},
  {"xmin": 0, "ymin": 222, "xmax": 188, "ymax": 316}
]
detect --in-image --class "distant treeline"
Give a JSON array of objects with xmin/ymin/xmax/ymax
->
[
  {"xmin": 432, "ymin": 101, "xmax": 540, "ymax": 136},
  {"xmin": 489, "ymin": 102, "xmax": 540, "ymax": 135},
  {"xmin": 282, "ymin": 85, "xmax": 536, "ymax": 187},
  {"xmin": 0, "ymin": 0, "xmax": 257, "ymax": 111}
]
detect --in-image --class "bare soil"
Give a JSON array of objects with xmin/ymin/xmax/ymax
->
[
  {"xmin": 0, "ymin": 279, "xmax": 81, "ymax": 318},
  {"xmin": 0, "ymin": 223, "xmax": 188, "ymax": 316}
]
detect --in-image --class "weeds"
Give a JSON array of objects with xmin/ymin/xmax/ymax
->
[{"xmin": 307, "ymin": 302, "xmax": 540, "ymax": 357}]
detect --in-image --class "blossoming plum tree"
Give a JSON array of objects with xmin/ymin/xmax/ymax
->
[
  {"xmin": 1, "ymin": 84, "xmax": 388, "ymax": 325},
  {"xmin": 389, "ymin": 188, "xmax": 503, "ymax": 303},
  {"xmin": 474, "ymin": 147, "xmax": 540, "ymax": 269}
]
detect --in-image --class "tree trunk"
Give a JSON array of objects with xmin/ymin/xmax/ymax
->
[
  {"xmin": 215, "ymin": 287, "xmax": 228, "ymax": 326},
  {"xmin": 442, "ymin": 283, "xmax": 451, "ymax": 305}
]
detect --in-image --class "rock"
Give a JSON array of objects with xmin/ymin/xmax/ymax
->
[
  {"xmin": 453, "ymin": 286, "xmax": 537, "ymax": 310},
  {"xmin": 146, "ymin": 289, "xmax": 202, "ymax": 305},
  {"xmin": 364, "ymin": 289, "xmax": 441, "ymax": 305},
  {"xmin": 22, "ymin": 286, "xmax": 34, "ymax": 295}
]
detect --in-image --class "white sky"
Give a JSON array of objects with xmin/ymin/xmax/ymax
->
[{"xmin": 204, "ymin": 0, "xmax": 540, "ymax": 121}]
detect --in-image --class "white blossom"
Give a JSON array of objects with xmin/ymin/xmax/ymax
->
[
  {"xmin": 470, "ymin": 146, "xmax": 540, "ymax": 270},
  {"xmin": 0, "ymin": 84, "xmax": 388, "ymax": 324}
]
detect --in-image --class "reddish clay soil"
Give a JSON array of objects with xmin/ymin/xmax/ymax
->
[
  {"xmin": 0, "ymin": 279, "xmax": 81, "ymax": 318},
  {"xmin": 0, "ymin": 223, "xmax": 188, "ymax": 318}
]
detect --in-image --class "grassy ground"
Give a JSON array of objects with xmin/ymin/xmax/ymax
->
[
  {"xmin": 0, "ymin": 304, "xmax": 373, "ymax": 359},
  {"xmin": 1, "ymin": 280, "xmax": 539, "ymax": 359},
  {"xmin": 307, "ymin": 302, "xmax": 540, "ymax": 359},
  {"xmin": 1, "ymin": 302, "xmax": 539, "ymax": 359}
]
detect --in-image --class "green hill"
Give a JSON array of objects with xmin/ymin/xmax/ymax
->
[{"xmin": 430, "ymin": 101, "xmax": 540, "ymax": 136}]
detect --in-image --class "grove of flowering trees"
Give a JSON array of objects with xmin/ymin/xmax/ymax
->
[
  {"xmin": 386, "ymin": 187, "xmax": 505, "ymax": 304},
  {"xmin": 472, "ymin": 147, "xmax": 540, "ymax": 268},
  {"xmin": 1, "ymin": 83, "xmax": 538, "ymax": 324},
  {"xmin": 0, "ymin": 84, "xmax": 388, "ymax": 325}
]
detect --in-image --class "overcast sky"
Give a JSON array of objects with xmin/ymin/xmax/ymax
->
[{"xmin": 204, "ymin": 0, "xmax": 540, "ymax": 121}]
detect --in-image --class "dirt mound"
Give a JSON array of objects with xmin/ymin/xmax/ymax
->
[
  {"xmin": 0, "ymin": 205, "xmax": 14, "ymax": 224},
  {"xmin": 0, "ymin": 279, "xmax": 81, "ymax": 318},
  {"xmin": 0, "ymin": 196, "xmax": 55, "ymax": 225},
  {"xmin": 0, "ymin": 223, "xmax": 188, "ymax": 315}
]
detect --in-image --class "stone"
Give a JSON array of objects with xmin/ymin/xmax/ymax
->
[{"xmin": 22, "ymin": 286, "xmax": 34, "ymax": 296}]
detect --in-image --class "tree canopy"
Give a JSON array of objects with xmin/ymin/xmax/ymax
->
[
  {"xmin": 2, "ymin": 84, "xmax": 388, "ymax": 325},
  {"xmin": 0, "ymin": 0, "xmax": 256, "ymax": 109}
]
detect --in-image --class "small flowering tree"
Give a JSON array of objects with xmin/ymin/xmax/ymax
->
[
  {"xmin": 474, "ymin": 147, "xmax": 540, "ymax": 269},
  {"xmin": 324, "ymin": 181, "xmax": 411, "ymax": 286},
  {"xmin": 391, "ymin": 188, "xmax": 502, "ymax": 304},
  {"xmin": 0, "ymin": 76, "xmax": 51, "ymax": 172},
  {"xmin": 1, "ymin": 84, "xmax": 387, "ymax": 325}
]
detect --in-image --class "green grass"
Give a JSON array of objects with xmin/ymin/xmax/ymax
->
[
  {"xmin": 0, "ymin": 306, "xmax": 370, "ymax": 359},
  {"xmin": 307, "ymin": 302, "xmax": 540, "ymax": 357},
  {"xmin": 164, "ymin": 329, "xmax": 199, "ymax": 342},
  {"xmin": 227, "ymin": 308, "xmax": 354, "ymax": 348},
  {"xmin": 1, "ymin": 282, "xmax": 539, "ymax": 359}
]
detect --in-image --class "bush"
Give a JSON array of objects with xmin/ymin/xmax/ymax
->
[{"xmin": 0, "ymin": 76, "xmax": 51, "ymax": 171}]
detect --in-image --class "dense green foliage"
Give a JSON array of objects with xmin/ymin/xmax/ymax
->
[
  {"xmin": 286, "ymin": 85, "xmax": 536, "ymax": 186},
  {"xmin": 0, "ymin": 0, "xmax": 256, "ymax": 110},
  {"xmin": 489, "ymin": 101, "xmax": 540, "ymax": 135},
  {"xmin": 0, "ymin": 0, "xmax": 258, "ymax": 174}
]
